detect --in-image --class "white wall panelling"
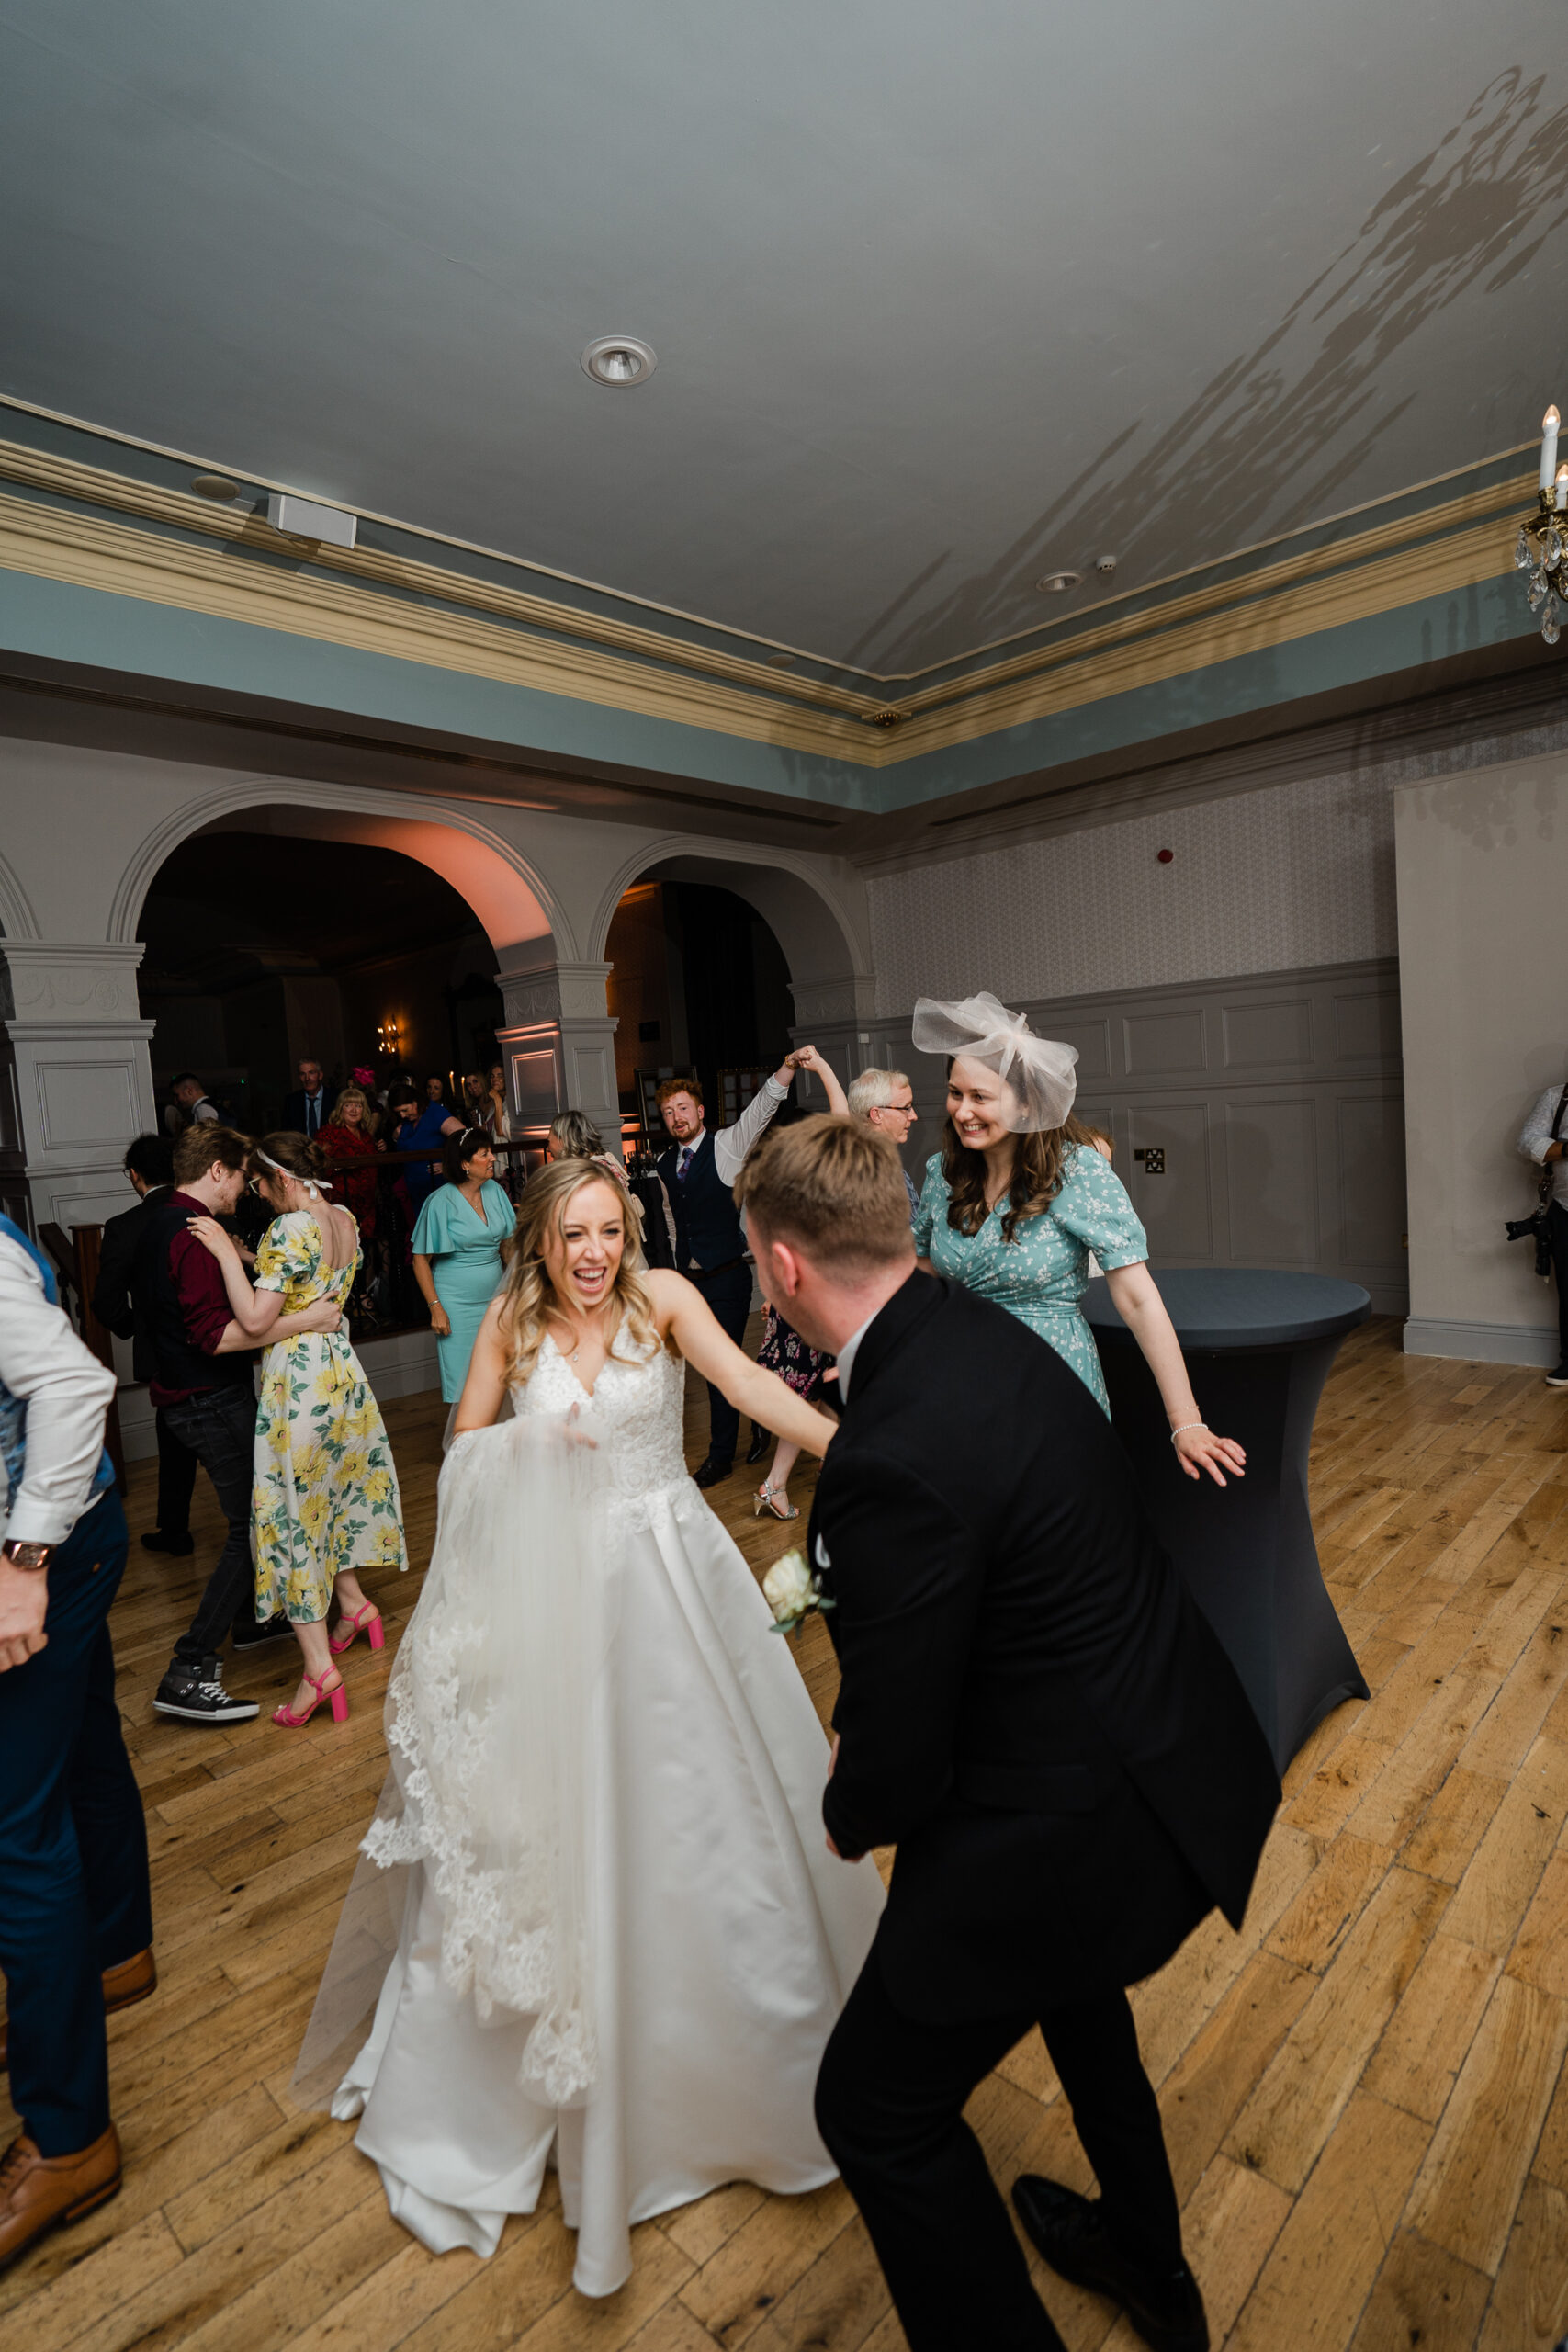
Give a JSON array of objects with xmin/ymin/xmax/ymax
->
[{"xmin": 856, "ymin": 957, "xmax": 1406, "ymax": 1312}]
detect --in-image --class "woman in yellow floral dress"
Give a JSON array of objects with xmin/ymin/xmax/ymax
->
[{"xmin": 187, "ymin": 1130, "xmax": 407, "ymax": 1727}]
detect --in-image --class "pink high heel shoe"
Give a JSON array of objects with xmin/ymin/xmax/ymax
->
[
  {"xmin": 329, "ymin": 1601, "xmax": 385, "ymax": 1657},
  {"xmin": 272, "ymin": 1668, "xmax": 348, "ymax": 1728}
]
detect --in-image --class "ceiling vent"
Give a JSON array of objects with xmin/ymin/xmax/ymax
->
[{"xmin": 266, "ymin": 493, "xmax": 357, "ymax": 549}]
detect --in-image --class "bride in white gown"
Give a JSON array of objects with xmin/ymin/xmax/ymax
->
[{"xmin": 298, "ymin": 1156, "xmax": 885, "ymax": 2297}]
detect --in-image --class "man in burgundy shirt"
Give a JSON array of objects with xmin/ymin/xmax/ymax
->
[{"xmin": 133, "ymin": 1127, "xmax": 341, "ymax": 1725}]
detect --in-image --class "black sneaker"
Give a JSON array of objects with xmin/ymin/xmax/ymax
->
[
  {"xmin": 140, "ymin": 1530, "xmax": 194, "ymax": 1555},
  {"xmin": 230, "ymin": 1618, "xmax": 292, "ymax": 1650},
  {"xmin": 1547, "ymin": 1364, "xmax": 1568, "ymax": 1388},
  {"xmin": 152, "ymin": 1657, "xmax": 260, "ymax": 1724}
]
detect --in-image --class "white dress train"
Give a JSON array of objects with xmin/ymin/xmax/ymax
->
[{"xmin": 320, "ymin": 1334, "xmax": 884, "ymax": 2297}]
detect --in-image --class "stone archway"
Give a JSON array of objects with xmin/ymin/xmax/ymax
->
[
  {"xmin": 589, "ymin": 841, "xmax": 875, "ymax": 1068},
  {"xmin": 112, "ymin": 787, "xmax": 565, "ymax": 967}
]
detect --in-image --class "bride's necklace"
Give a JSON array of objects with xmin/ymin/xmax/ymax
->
[{"xmin": 557, "ymin": 1300, "xmax": 610, "ymax": 1362}]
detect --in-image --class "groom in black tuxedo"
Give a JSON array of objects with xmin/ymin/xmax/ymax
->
[{"xmin": 737, "ymin": 1118, "xmax": 1280, "ymax": 2352}]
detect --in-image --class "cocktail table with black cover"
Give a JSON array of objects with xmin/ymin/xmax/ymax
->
[{"xmin": 1081, "ymin": 1267, "xmax": 1371, "ymax": 1770}]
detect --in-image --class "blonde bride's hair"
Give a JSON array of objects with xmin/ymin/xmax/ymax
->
[{"xmin": 498, "ymin": 1157, "xmax": 662, "ymax": 1391}]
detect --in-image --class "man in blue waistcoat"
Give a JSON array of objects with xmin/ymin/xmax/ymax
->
[
  {"xmin": 0, "ymin": 1212, "xmax": 153, "ymax": 2268},
  {"xmin": 654, "ymin": 1053, "xmax": 806, "ymax": 1486}
]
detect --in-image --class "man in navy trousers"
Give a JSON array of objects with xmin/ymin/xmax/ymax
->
[{"xmin": 0, "ymin": 1212, "xmax": 154, "ymax": 2269}]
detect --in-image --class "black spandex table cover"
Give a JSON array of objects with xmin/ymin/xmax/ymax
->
[{"xmin": 1081, "ymin": 1268, "xmax": 1371, "ymax": 1770}]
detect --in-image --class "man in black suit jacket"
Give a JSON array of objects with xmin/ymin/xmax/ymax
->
[
  {"xmin": 91, "ymin": 1135, "xmax": 197, "ymax": 1558},
  {"xmin": 281, "ymin": 1057, "xmax": 330, "ymax": 1138},
  {"xmin": 737, "ymin": 1118, "xmax": 1280, "ymax": 2352}
]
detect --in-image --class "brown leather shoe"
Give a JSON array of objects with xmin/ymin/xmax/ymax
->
[
  {"xmin": 0, "ymin": 2127, "xmax": 121, "ymax": 2270},
  {"xmin": 100, "ymin": 1948, "xmax": 158, "ymax": 2018},
  {"xmin": 0, "ymin": 1947, "xmax": 155, "ymax": 2074}
]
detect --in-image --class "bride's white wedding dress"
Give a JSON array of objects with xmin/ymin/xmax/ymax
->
[{"xmin": 306, "ymin": 1331, "xmax": 884, "ymax": 2297}]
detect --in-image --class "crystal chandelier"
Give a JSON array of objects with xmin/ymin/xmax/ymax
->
[{"xmin": 1516, "ymin": 406, "xmax": 1568, "ymax": 644}]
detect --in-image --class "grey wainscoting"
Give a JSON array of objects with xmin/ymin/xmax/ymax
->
[{"xmin": 862, "ymin": 957, "xmax": 1406, "ymax": 1313}]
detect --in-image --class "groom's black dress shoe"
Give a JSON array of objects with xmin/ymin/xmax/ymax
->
[
  {"xmin": 694, "ymin": 1455, "xmax": 735, "ymax": 1489},
  {"xmin": 1011, "ymin": 2177, "xmax": 1209, "ymax": 2352},
  {"xmin": 746, "ymin": 1424, "xmax": 770, "ymax": 1465}
]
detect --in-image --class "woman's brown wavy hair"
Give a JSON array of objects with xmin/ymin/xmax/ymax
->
[
  {"xmin": 938, "ymin": 1064, "xmax": 1098, "ymax": 1245},
  {"xmin": 496, "ymin": 1157, "xmax": 663, "ymax": 1391}
]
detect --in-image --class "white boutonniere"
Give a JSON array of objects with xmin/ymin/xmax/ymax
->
[{"xmin": 762, "ymin": 1545, "xmax": 835, "ymax": 1638}]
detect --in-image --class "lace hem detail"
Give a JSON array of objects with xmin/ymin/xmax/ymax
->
[{"xmin": 356, "ymin": 1418, "xmax": 608, "ymax": 2109}]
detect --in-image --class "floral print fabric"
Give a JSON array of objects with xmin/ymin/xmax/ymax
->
[
  {"xmin": 757, "ymin": 1303, "xmax": 833, "ymax": 1399},
  {"xmin": 252, "ymin": 1209, "xmax": 406, "ymax": 1622},
  {"xmin": 913, "ymin": 1143, "xmax": 1148, "ymax": 1415}
]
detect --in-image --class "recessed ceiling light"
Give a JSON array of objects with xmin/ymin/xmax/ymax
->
[
  {"xmin": 581, "ymin": 335, "xmax": 658, "ymax": 388},
  {"xmin": 191, "ymin": 474, "xmax": 240, "ymax": 501},
  {"xmin": 1036, "ymin": 571, "xmax": 1082, "ymax": 594}
]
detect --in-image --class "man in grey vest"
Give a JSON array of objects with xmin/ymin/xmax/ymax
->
[{"xmin": 654, "ymin": 1052, "xmax": 806, "ymax": 1486}]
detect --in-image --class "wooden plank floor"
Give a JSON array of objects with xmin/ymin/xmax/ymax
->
[{"xmin": 6, "ymin": 1317, "xmax": 1568, "ymax": 2349}]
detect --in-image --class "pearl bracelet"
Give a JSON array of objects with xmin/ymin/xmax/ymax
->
[{"xmin": 1169, "ymin": 1421, "xmax": 1208, "ymax": 1446}]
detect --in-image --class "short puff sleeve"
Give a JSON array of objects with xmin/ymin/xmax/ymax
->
[
  {"xmin": 1049, "ymin": 1147, "xmax": 1147, "ymax": 1272},
  {"xmin": 254, "ymin": 1210, "xmax": 320, "ymax": 1295},
  {"xmin": 911, "ymin": 1155, "xmax": 944, "ymax": 1258}
]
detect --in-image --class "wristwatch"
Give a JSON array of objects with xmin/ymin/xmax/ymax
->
[{"xmin": 1, "ymin": 1538, "xmax": 52, "ymax": 1571}]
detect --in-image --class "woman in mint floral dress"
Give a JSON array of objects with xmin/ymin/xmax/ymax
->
[
  {"xmin": 910, "ymin": 991, "xmax": 1247, "ymax": 1486},
  {"xmin": 189, "ymin": 1130, "xmax": 407, "ymax": 1726}
]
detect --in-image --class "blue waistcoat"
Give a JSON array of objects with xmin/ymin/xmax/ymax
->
[
  {"xmin": 0, "ymin": 1212, "xmax": 115, "ymax": 1526},
  {"xmin": 657, "ymin": 1132, "xmax": 746, "ymax": 1272}
]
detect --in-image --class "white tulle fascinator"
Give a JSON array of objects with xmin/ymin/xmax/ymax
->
[{"xmin": 911, "ymin": 991, "xmax": 1079, "ymax": 1134}]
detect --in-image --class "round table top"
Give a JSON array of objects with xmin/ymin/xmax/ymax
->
[{"xmin": 1082, "ymin": 1267, "xmax": 1371, "ymax": 1351}]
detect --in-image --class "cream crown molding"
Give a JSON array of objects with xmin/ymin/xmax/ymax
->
[
  {"xmin": 0, "ymin": 391, "xmax": 1534, "ymax": 687},
  {"xmin": 0, "ymin": 438, "xmax": 1527, "ymax": 774}
]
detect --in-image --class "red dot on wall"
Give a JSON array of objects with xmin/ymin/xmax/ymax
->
[{"xmin": 1156, "ymin": 848, "xmax": 1174, "ymax": 864}]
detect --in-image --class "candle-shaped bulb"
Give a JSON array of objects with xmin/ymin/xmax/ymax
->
[
  {"xmin": 1555, "ymin": 461, "xmax": 1567, "ymax": 512},
  {"xmin": 1543, "ymin": 406, "xmax": 1562, "ymax": 491},
  {"xmin": 1547, "ymin": 407, "xmax": 1562, "ymax": 432}
]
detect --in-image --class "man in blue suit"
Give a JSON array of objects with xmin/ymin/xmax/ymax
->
[{"xmin": 0, "ymin": 1214, "xmax": 153, "ymax": 2268}]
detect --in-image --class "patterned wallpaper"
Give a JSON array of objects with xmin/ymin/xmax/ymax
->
[
  {"xmin": 868, "ymin": 720, "xmax": 1568, "ymax": 1017},
  {"xmin": 867, "ymin": 771, "xmax": 1391, "ymax": 1015}
]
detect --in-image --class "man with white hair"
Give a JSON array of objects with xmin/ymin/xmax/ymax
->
[{"xmin": 846, "ymin": 1068, "xmax": 920, "ymax": 1216}]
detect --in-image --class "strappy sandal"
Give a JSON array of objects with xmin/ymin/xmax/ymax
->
[
  {"xmin": 753, "ymin": 1484, "xmax": 799, "ymax": 1521},
  {"xmin": 329, "ymin": 1601, "xmax": 385, "ymax": 1657},
  {"xmin": 272, "ymin": 1668, "xmax": 348, "ymax": 1728}
]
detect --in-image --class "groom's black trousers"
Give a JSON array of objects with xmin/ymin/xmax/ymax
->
[{"xmin": 816, "ymin": 1948, "xmax": 1180, "ymax": 2352}]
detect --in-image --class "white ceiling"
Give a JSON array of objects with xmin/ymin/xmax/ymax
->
[{"xmin": 3, "ymin": 1, "xmax": 1566, "ymax": 672}]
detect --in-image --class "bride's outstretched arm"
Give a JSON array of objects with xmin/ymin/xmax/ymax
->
[
  {"xmin": 452, "ymin": 1297, "xmax": 512, "ymax": 1434},
  {"xmin": 650, "ymin": 1271, "xmax": 838, "ymax": 1458}
]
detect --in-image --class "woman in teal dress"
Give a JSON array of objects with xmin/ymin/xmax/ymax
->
[
  {"xmin": 412, "ymin": 1126, "xmax": 517, "ymax": 1401},
  {"xmin": 911, "ymin": 991, "xmax": 1246, "ymax": 1486}
]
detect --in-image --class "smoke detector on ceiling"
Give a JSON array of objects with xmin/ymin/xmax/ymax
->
[{"xmin": 581, "ymin": 336, "xmax": 658, "ymax": 388}]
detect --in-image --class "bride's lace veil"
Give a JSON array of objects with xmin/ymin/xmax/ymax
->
[{"xmin": 294, "ymin": 1409, "xmax": 617, "ymax": 2111}]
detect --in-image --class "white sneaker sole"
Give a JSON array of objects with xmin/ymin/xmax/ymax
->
[{"xmin": 152, "ymin": 1697, "xmax": 261, "ymax": 1723}]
